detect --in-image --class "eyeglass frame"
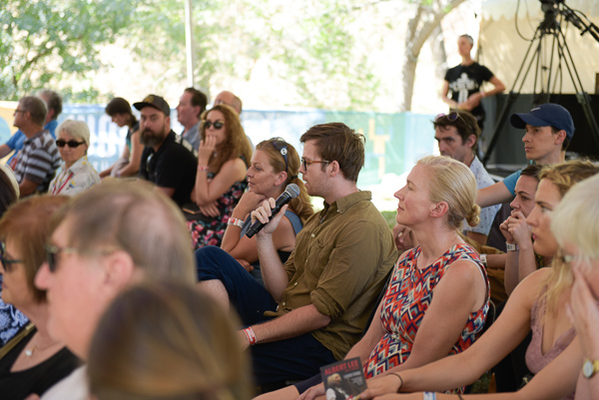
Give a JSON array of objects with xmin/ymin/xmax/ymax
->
[
  {"xmin": 56, "ymin": 139, "xmax": 86, "ymax": 148},
  {"xmin": 300, "ymin": 157, "xmax": 330, "ymax": 170},
  {"xmin": 44, "ymin": 244, "xmax": 117, "ymax": 273},
  {"xmin": 0, "ymin": 241, "xmax": 23, "ymax": 272},
  {"xmin": 270, "ymin": 138, "xmax": 289, "ymax": 172}
]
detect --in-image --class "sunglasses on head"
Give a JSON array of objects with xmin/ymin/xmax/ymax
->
[
  {"xmin": 435, "ymin": 112, "xmax": 462, "ymax": 123},
  {"xmin": 56, "ymin": 139, "xmax": 85, "ymax": 148},
  {"xmin": 204, "ymin": 120, "xmax": 224, "ymax": 130},
  {"xmin": 0, "ymin": 241, "xmax": 22, "ymax": 272},
  {"xmin": 270, "ymin": 138, "xmax": 289, "ymax": 172}
]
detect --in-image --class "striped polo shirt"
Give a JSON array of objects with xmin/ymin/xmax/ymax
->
[{"xmin": 13, "ymin": 130, "xmax": 61, "ymax": 192}]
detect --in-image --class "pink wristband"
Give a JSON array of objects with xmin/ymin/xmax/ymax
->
[
  {"xmin": 198, "ymin": 165, "xmax": 209, "ymax": 171},
  {"xmin": 243, "ymin": 327, "xmax": 257, "ymax": 346}
]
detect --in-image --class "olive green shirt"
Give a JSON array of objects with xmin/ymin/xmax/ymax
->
[{"xmin": 264, "ymin": 190, "xmax": 397, "ymax": 360}]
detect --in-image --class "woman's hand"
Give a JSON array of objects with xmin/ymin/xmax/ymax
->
[
  {"xmin": 506, "ymin": 211, "xmax": 532, "ymax": 247},
  {"xmin": 359, "ymin": 374, "xmax": 403, "ymax": 399},
  {"xmin": 198, "ymin": 135, "xmax": 217, "ymax": 164},
  {"xmin": 393, "ymin": 224, "xmax": 416, "ymax": 253},
  {"xmin": 234, "ymin": 191, "xmax": 267, "ymax": 217},
  {"xmin": 199, "ymin": 202, "xmax": 220, "ymax": 218},
  {"xmin": 297, "ymin": 382, "xmax": 325, "ymax": 400},
  {"xmin": 236, "ymin": 259, "xmax": 254, "ymax": 273},
  {"xmin": 499, "ymin": 216, "xmax": 514, "ymax": 243},
  {"xmin": 568, "ymin": 265, "xmax": 599, "ymax": 360}
]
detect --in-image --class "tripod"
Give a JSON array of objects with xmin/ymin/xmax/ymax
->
[{"xmin": 482, "ymin": 0, "xmax": 599, "ymax": 166}]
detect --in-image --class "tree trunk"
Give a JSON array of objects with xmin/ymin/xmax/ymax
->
[{"xmin": 398, "ymin": 0, "xmax": 467, "ymax": 112}]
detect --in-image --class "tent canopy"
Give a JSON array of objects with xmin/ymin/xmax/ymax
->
[{"xmin": 480, "ymin": 0, "xmax": 599, "ymax": 94}]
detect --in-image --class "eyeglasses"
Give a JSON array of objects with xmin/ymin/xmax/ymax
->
[
  {"xmin": 56, "ymin": 139, "xmax": 86, "ymax": 148},
  {"xmin": 13, "ymin": 109, "xmax": 26, "ymax": 114},
  {"xmin": 301, "ymin": 157, "xmax": 330, "ymax": 170},
  {"xmin": 44, "ymin": 244, "xmax": 78, "ymax": 273},
  {"xmin": 435, "ymin": 112, "xmax": 462, "ymax": 122},
  {"xmin": 204, "ymin": 120, "xmax": 224, "ymax": 130},
  {"xmin": 270, "ymin": 138, "xmax": 289, "ymax": 172},
  {"xmin": 0, "ymin": 241, "xmax": 22, "ymax": 272},
  {"xmin": 44, "ymin": 244, "xmax": 118, "ymax": 273}
]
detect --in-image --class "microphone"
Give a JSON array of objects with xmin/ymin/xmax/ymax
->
[{"xmin": 246, "ymin": 183, "xmax": 300, "ymax": 238}]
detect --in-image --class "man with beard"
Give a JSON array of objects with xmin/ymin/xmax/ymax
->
[{"xmin": 135, "ymin": 95, "xmax": 197, "ymax": 207}]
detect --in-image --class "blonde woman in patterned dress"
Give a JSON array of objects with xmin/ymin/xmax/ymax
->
[{"xmin": 256, "ymin": 155, "xmax": 489, "ymax": 400}]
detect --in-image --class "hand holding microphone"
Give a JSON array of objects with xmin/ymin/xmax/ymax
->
[{"xmin": 246, "ymin": 184, "xmax": 300, "ymax": 238}]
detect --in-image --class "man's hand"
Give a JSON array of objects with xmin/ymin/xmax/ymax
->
[{"xmin": 251, "ymin": 198, "xmax": 288, "ymax": 237}]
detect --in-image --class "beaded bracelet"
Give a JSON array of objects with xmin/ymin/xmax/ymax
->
[{"xmin": 197, "ymin": 165, "xmax": 209, "ymax": 171}]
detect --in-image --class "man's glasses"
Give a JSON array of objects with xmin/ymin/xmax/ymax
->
[
  {"xmin": 44, "ymin": 244, "xmax": 117, "ymax": 273},
  {"xmin": 0, "ymin": 241, "xmax": 22, "ymax": 272},
  {"xmin": 44, "ymin": 244, "xmax": 78, "ymax": 273},
  {"xmin": 56, "ymin": 139, "xmax": 85, "ymax": 148},
  {"xmin": 300, "ymin": 157, "xmax": 329, "ymax": 170},
  {"xmin": 204, "ymin": 120, "xmax": 224, "ymax": 130},
  {"xmin": 270, "ymin": 138, "xmax": 289, "ymax": 172},
  {"xmin": 13, "ymin": 109, "xmax": 26, "ymax": 114},
  {"xmin": 435, "ymin": 112, "xmax": 462, "ymax": 122}
]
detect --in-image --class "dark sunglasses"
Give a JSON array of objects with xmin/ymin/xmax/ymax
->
[
  {"xmin": 270, "ymin": 138, "xmax": 289, "ymax": 172},
  {"xmin": 0, "ymin": 241, "xmax": 22, "ymax": 272},
  {"xmin": 204, "ymin": 120, "xmax": 224, "ymax": 130},
  {"xmin": 56, "ymin": 139, "xmax": 86, "ymax": 148},
  {"xmin": 435, "ymin": 112, "xmax": 462, "ymax": 123}
]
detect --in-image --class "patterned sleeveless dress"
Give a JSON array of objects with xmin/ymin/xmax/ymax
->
[
  {"xmin": 365, "ymin": 243, "xmax": 489, "ymax": 379},
  {"xmin": 187, "ymin": 172, "xmax": 247, "ymax": 250}
]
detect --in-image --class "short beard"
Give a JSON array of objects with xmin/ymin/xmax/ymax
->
[{"xmin": 140, "ymin": 128, "xmax": 166, "ymax": 147}]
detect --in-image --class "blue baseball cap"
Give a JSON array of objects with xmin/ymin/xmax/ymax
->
[{"xmin": 510, "ymin": 103, "xmax": 575, "ymax": 140}]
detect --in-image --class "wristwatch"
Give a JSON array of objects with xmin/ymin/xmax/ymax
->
[
  {"xmin": 506, "ymin": 243, "xmax": 519, "ymax": 252},
  {"xmin": 582, "ymin": 359, "xmax": 599, "ymax": 378}
]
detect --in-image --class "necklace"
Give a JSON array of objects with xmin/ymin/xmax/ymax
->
[
  {"xmin": 23, "ymin": 335, "xmax": 59, "ymax": 357},
  {"xmin": 24, "ymin": 345, "xmax": 36, "ymax": 357}
]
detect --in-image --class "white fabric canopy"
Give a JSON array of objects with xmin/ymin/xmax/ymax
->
[
  {"xmin": 481, "ymin": 0, "xmax": 599, "ymax": 20},
  {"xmin": 479, "ymin": 0, "xmax": 599, "ymax": 94}
]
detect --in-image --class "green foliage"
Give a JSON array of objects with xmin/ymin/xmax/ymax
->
[{"xmin": 0, "ymin": 0, "xmax": 139, "ymax": 100}]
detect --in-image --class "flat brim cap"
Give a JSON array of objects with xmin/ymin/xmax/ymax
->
[
  {"xmin": 133, "ymin": 95, "xmax": 171, "ymax": 116},
  {"xmin": 510, "ymin": 103, "xmax": 574, "ymax": 140}
]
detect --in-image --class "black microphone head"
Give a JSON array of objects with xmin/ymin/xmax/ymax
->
[{"xmin": 285, "ymin": 183, "xmax": 300, "ymax": 199}]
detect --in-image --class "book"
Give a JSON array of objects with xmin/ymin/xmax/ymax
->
[{"xmin": 320, "ymin": 357, "xmax": 367, "ymax": 400}]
